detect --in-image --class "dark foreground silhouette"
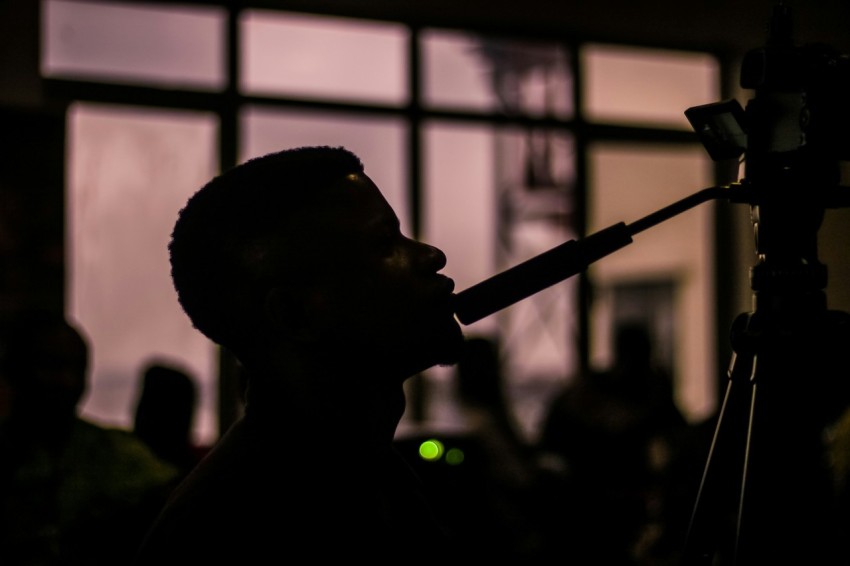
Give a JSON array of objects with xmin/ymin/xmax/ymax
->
[{"xmin": 134, "ymin": 146, "xmax": 465, "ymax": 563}]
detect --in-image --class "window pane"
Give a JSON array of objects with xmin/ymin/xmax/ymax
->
[
  {"xmin": 583, "ymin": 44, "xmax": 719, "ymax": 128},
  {"xmin": 42, "ymin": 0, "xmax": 225, "ymax": 89},
  {"xmin": 418, "ymin": 123, "xmax": 497, "ymax": 434},
  {"xmin": 68, "ymin": 103, "xmax": 219, "ymax": 446},
  {"xmin": 423, "ymin": 122, "xmax": 497, "ymax": 315},
  {"xmin": 491, "ymin": 128, "xmax": 578, "ymax": 387},
  {"xmin": 422, "ymin": 29, "xmax": 573, "ymax": 117},
  {"xmin": 423, "ymin": 121, "xmax": 577, "ymax": 440},
  {"xmin": 240, "ymin": 106, "xmax": 409, "ymax": 233},
  {"xmin": 587, "ymin": 142, "xmax": 715, "ymax": 421},
  {"xmin": 241, "ymin": 10, "xmax": 408, "ymax": 105}
]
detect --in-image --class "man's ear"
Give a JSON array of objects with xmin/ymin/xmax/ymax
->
[{"xmin": 264, "ymin": 285, "xmax": 335, "ymax": 343}]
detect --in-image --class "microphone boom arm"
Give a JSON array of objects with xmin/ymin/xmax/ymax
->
[{"xmin": 452, "ymin": 185, "xmax": 731, "ymax": 325}]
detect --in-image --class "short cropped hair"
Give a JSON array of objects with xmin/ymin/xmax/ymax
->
[{"xmin": 169, "ymin": 146, "xmax": 364, "ymax": 354}]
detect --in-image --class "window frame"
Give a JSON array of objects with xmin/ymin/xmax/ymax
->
[{"xmin": 42, "ymin": 0, "xmax": 727, "ymax": 437}]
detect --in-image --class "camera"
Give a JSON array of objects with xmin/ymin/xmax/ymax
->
[{"xmin": 686, "ymin": 4, "xmax": 850, "ymax": 187}]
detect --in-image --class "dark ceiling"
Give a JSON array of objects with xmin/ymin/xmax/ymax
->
[{"xmin": 269, "ymin": 0, "xmax": 850, "ymax": 56}]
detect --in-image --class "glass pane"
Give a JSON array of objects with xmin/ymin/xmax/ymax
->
[
  {"xmin": 419, "ymin": 122, "xmax": 496, "ymax": 436},
  {"xmin": 491, "ymin": 127, "xmax": 578, "ymax": 385},
  {"xmin": 42, "ymin": 0, "xmax": 225, "ymax": 89},
  {"xmin": 423, "ymin": 122, "xmax": 497, "ymax": 319},
  {"xmin": 241, "ymin": 10, "xmax": 408, "ymax": 105},
  {"xmin": 423, "ymin": 29, "xmax": 573, "ymax": 117},
  {"xmin": 583, "ymin": 44, "xmax": 719, "ymax": 129},
  {"xmin": 68, "ymin": 103, "xmax": 219, "ymax": 446},
  {"xmin": 587, "ymin": 142, "xmax": 715, "ymax": 422},
  {"xmin": 423, "ymin": 121, "xmax": 577, "ymax": 441},
  {"xmin": 240, "ymin": 106, "xmax": 409, "ymax": 233}
]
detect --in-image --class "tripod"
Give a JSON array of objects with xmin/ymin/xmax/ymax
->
[
  {"xmin": 680, "ymin": 5, "xmax": 850, "ymax": 563},
  {"xmin": 679, "ymin": 178, "xmax": 850, "ymax": 565}
]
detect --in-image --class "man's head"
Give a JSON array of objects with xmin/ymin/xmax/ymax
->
[{"xmin": 169, "ymin": 146, "xmax": 464, "ymax": 379}]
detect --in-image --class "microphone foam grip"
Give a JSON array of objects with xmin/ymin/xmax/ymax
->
[{"xmin": 453, "ymin": 222, "xmax": 632, "ymax": 325}]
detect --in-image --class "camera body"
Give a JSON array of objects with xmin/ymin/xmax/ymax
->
[
  {"xmin": 685, "ymin": 4, "xmax": 850, "ymax": 275},
  {"xmin": 687, "ymin": 4, "xmax": 850, "ymax": 180},
  {"xmin": 742, "ymin": 38, "xmax": 850, "ymax": 185}
]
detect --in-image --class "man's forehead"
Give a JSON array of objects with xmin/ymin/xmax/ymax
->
[
  {"xmin": 328, "ymin": 172, "xmax": 387, "ymax": 201},
  {"xmin": 278, "ymin": 171, "xmax": 396, "ymax": 258},
  {"xmin": 314, "ymin": 172, "xmax": 396, "ymax": 226}
]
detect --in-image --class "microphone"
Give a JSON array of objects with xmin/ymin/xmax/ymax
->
[
  {"xmin": 451, "ymin": 185, "xmax": 728, "ymax": 326},
  {"xmin": 452, "ymin": 222, "xmax": 633, "ymax": 325}
]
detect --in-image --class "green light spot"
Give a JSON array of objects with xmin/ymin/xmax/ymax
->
[
  {"xmin": 419, "ymin": 439, "xmax": 444, "ymax": 461},
  {"xmin": 445, "ymin": 448, "xmax": 465, "ymax": 465}
]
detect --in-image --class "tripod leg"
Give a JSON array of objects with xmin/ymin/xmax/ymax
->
[
  {"xmin": 681, "ymin": 332, "xmax": 754, "ymax": 566},
  {"xmin": 734, "ymin": 337, "xmax": 842, "ymax": 565}
]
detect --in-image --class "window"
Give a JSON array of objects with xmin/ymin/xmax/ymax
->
[
  {"xmin": 43, "ymin": 0, "xmax": 225, "ymax": 89},
  {"xmin": 588, "ymin": 142, "xmax": 716, "ymax": 420},
  {"xmin": 66, "ymin": 102, "xmax": 219, "ymax": 444},
  {"xmin": 421, "ymin": 29, "xmax": 573, "ymax": 117},
  {"xmin": 43, "ymin": 0, "xmax": 720, "ymax": 443},
  {"xmin": 582, "ymin": 43, "xmax": 718, "ymax": 128},
  {"xmin": 240, "ymin": 11, "xmax": 408, "ymax": 104}
]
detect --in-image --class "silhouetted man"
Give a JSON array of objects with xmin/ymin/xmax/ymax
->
[{"xmin": 134, "ymin": 146, "xmax": 465, "ymax": 563}]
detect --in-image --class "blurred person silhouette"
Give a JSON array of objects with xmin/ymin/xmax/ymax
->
[
  {"xmin": 449, "ymin": 335, "xmax": 548, "ymax": 560},
  {"xmin": 0, "ymin": 309, "xmax": 180, "ymax": 566},
  {"xmin": 133, "ymin": 146, "xmax": 466, "ymax": 564},
  {"xmin": 133, "ymin": 361, "xmax": 208, "ymax": 477},
  {"xmin": 537, "ymin": 321, "xmax": 687, "ymax": 565}
]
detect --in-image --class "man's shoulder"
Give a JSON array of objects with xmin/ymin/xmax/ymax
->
[{"xmin": 133, "ymin": 433, "xmax": 262, "ymax": 564}]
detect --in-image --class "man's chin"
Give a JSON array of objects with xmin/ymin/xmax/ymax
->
[
  {"xmin": 399, "ymin": 322, "xmax": 466, "ymax": 377},
  {"xmin": 429, "ymin": 320, "xmax": 466, "ymax": 367}
]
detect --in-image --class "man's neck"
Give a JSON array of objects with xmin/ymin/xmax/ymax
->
[{"xmin": 241, "ymin": 359, "xmax": 407, "ymax": 448}]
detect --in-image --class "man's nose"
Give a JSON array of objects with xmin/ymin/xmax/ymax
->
[{"xmin": 416, "ymin": 240, "xmax": 447, "ymax": 271}]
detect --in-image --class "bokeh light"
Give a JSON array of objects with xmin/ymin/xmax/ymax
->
[
  {"xmin": 445, "ymin": 447, "xmax": 465, "ymax": 465},
  {"xmin": 418, "ymin": 439, "xmax": 445, "ymax": 461}
]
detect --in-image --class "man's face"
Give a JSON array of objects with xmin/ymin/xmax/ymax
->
[{"xmin": 298, "ymin": 172, "xmax": 464, "ymax": 378}]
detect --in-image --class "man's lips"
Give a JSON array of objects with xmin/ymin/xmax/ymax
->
[
  {"xmin": 438, "ymin": 274, "xmax": 456, "ymax": 295},
  {"xmin": 425, "ymin": 275, "xmax": 456, "ymax": 314}
]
